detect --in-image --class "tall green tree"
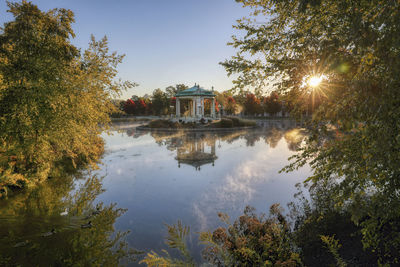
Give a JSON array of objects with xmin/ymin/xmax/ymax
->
[
  {"xmin": 151, "ymin": 88, "xmax": 169, "ymax": 115},
  {"xmin": 165, "ymin": 84, "xmax": 188, "ymax": 98},
  {"xmin": 0, "ymin": 1, "xmax": 133, "ymax": 193},
  {"xmin": 223, "ymin": 0, "xmax": 400, "ymax": 264}
]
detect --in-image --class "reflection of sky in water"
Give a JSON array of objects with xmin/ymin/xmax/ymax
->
[{"xmin": 95, "ymin": 121, "xmax": 311, "ymax": 264}]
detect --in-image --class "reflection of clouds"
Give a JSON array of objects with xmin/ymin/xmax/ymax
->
[
  {"xmin": 193, "ymin": 141, "xmax": 288, "ymax": 230},
  {"xmin": 106, "ymin": 139, "xmax": 154, "ymax": 152},
  {"xmin": 105, "ymin": 121, "xmax": 306, "ymax": 231},
  {"xmin": 192, "ymin": 203, "xmax": 208, "ymax": 230},
  {"xmin": 225, "ymin": 174, "xmax": 254, "ymax": 202}
]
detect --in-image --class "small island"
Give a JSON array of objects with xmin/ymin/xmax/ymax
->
[
  {"xmin": 137, "ymin": 85, "xmax": 257, "ymax": 131},
  {"xmin": 137, "ymin": 116, "xmax": 257, "ymax": 132}
]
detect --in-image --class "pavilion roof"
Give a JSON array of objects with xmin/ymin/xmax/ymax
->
[{"xmin": 175, "ymin": 85, "xmax": 216, "ymax": 97}]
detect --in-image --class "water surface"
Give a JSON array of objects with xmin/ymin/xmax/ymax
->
[{"xmin": 0, "ymin": 120, "xmax": 311, "ymax": 266}]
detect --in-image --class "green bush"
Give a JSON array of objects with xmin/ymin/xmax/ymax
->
[
  {"xmin": 228, "ymin": 116, "xmax": 240, "ymax": 125},
  {"xmin": 219, "ymin": 118, "xmax": 234, "ymax": 128},
  {"xmin": 238, "ymin": 118, "xmax": 256, "ymax": 127},
  {"xmin": 223, "ymin": 117, "xmax": 257, "ymax": 127},
  {"xmin": 148, "ymin": 120, "xmax": 179, "ymax": 128}
]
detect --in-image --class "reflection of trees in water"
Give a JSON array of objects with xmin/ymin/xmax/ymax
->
[
  {"xmin": 263, "ymin": 127, "xmax": 284, "ymax": 148},
  {"xmin": 119, "ymin": 120, "xmax": 307, "ymax": 170},
  {"xmin": 284, "ymin": 128, "xmax": 308, "ymax": 151},
  {"xmin": 0, "ymin": 173, "xmax": 138, "ymax": 266}
]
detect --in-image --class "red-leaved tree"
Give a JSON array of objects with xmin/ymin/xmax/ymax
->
[{"xmin": 123, "ymin": 99, "xmax": 136, "ymax": 114}]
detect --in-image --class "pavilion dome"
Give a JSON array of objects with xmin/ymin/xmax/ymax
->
[{"xmin": 175, "ymin": 85, "xmax": 216, "ymax": 97}]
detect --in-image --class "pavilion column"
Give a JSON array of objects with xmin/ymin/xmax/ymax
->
[
  {"xmin": 192, "ymin": 98, "xmax": 196, "ymax": 117},
  {"xmin": 211, "ymin": 98, "xmax": 215, "ymax": 118},
  {"xmin": 211, "ymin": 139, "xmax": 215, "ymax": 154},
  {"xmin": 176, "ymin": 98, "xmax": 180, "ymax": 117},
  {"xmin": 201, "ymin": 98, "xmax": 205, "ymax": 117}
]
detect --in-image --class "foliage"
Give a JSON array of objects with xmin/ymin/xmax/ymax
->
[
  {"xmin": 137, "ymin": 99, "xmax": 148, "ymax": 114},
  {"xmin": 223, "ymin": 0, "xmax": 400, "ymax": 264},
  {"xmin": 288, "ymin": 183, "xmax": 379, "ymax": 266},
  {"xmin": 223, "ymin": 117, "xmax": 256, "ymax": 127},
  {"xmin": 202, "ymin": 205, "xmax": 301, "ymax": 267},
  {"xmin": 320, "ymin": 235, "xmax": 347, "ymax": 267},
  {"xmin": 140, "ymin": 220, "xmax": 195, "ymax": 267},
  {"xmin": 118, "ymin": 87, "xmax": 284, "ymax": 117},
  {"xmin": 263, "ymin": 92, "xmax": 282, "ymax": 115},
  {"xmin": 0, "ymin": 172, "xmax": 140, "ymax": 266},
  {"xmin": 151, "ymin": 89, "xmax": 169, "ymax": 115},
  {"xmin": 118, "ymin": 84, "xmax": 189, "ymax": 116},
  {"xmin": 0, "ymin": 1, "xmax": 133, "ymax": 191},
  {"xmin": 215, "ymin": 100, "xmax": 220, "ymax": 113},
  {"xmin": 225, "ymin": 96, "xmax": 237, "ymax": 115},
  {"xmin": 243, "ymin": 93, "xmax": 262, "ymax": 115},
  {"xmin": 110, "ymin": 99, "xmax": 127, "ymax": 117},
  {"xmin": 141, "ymin": 205, "xmax": 302, "ymax": 267},
  {"xmin": 147, "ymin": 119, "xmax": 181, "ymax": 129},
  {"xmin": 123, "ymin": 99, "xmax": 137, "ymax": 115},
  {"xmin": 165, "ymin": 84, "xmax": 189, "ymax": 98},
  {"xmin": 219, "ymin": 118, "xmax": 234, "ymax": 128},
  {"xmin": 214, "ymin": 117, "xmax": 256, "ymax": 128}
]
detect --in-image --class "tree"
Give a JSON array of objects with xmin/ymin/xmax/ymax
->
[
  {"xmin": 151, "ymin": 88, "xmax": 169, "ymax": 115},
  {"xmin": 223, "ymin": 0, "xmax": 400, "ymax": 263},
  {"xmin": 225, "ymin": 96, "xmax": 237, "ymax": 115},
  {"xmin": 165, "ymin": 84, "xmax": 188, "ymax": 98},
  {"xmin": 123, "ymin": 99, "xmax": 137, "ymax": 115},
  {"xmin": 263, "ymin": 92, "xmax": 282, "ymax": 116},
  {"xmin": 0, "ymin": 1, "xmax": 133, "ymax": 192},
  {"xmin": 243, "ymin": 93, "xmax": 262, "ymax": 115},
  {"xmin": 136, "ymin": 99, "xmax": 146, "ymax": 115}
]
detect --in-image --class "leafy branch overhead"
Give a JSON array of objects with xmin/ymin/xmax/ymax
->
[{"xmin": 224, "ymin": 0, "xmax": 400, "ymax": 264}]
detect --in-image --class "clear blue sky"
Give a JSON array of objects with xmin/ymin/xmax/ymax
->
[{"xmin": 0, "ymin": 0, "xmax": 252, "ymax": 99}]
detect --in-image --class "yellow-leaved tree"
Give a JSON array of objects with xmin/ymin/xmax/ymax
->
[{"xmin": 0, "ymin": 1, "xmax": 134, "ymax": 195}]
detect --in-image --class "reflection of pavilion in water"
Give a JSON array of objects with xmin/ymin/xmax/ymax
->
[
  {"xmin": 123, "ymin": 119, "xmax": 307, "ymax": 170},
  {"xmin": 176, "ymin": 133, "xmax": 217, "ymax": 170}
]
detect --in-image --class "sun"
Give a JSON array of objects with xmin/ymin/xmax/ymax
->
[{"xmin": 308, "ymin": 76, "xmax": 323, "ymax": 87}]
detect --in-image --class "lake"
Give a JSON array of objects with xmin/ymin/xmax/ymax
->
[{"xmin": 0, "ymin": 120, "xmax": 311, "ymax": 266}]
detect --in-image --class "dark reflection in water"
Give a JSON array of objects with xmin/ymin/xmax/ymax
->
[{"xmin": 0, "ymin": 173, "xmax": 137, "ymax": 266}]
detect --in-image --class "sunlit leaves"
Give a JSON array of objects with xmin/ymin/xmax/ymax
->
[
  {"xmin": 0, "ymin": 1, "xmax": 134, "ymax": 190},
  {"xmin": 226, "ymin": 0, "xmax": 400, "ymax": 264}
]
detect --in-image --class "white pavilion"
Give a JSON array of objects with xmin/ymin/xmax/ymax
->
[{"xmin": 175, "ymin": 84, "xmax": 217, "ymax": 121}]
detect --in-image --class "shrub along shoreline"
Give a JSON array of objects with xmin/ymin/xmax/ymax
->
[{"xmin": 138, "ymin": 117, "xmax": 257, "ymax": 131}]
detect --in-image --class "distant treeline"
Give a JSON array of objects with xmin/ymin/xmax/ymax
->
[{"xmin": 112, "ymin": 85, "xmax": 287, "ymax": 117}]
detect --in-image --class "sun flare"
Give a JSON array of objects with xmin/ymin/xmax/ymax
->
[{"xmin": 308, "ymin": 76, "xmax": 323, "ymax": 87}]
